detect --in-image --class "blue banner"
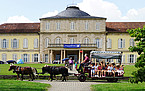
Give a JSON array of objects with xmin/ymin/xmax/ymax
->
[{"xmin": 64, "ymin": 44, "xmax": 81, "ymax": 48}]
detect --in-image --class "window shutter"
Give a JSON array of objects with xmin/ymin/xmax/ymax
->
[
  {"xmin": 28, "ymin": 54, "xmax": 30, "ymax": 62},
  {"xmin": 21, "ymin": 54, "xmax": 23, "ymax": 61},
  {"xmin": 23, "ymin": 39, "xmax": 25, "ymax": 48},
  {"xmin": 38, "ymin": 54, "xmax": 40, "ymax": 62},
  {"xmin": 118, "ymin": 39, "xmax": 121, "ymax": 48},
  {"xmin": 99, "ymin": 39, "xmax": 102, "ymax": 48},
  {"xmin": 134, "ymin": 55, "xmax": 137, "ymax": 63},
  {"xmin": 26, "ymin": 39, "xmax": 28, "ymax": 48},
  {"xmin": 32, "ymin": 54, "xmax": 34, "ymax": 62},
  {"xmin": 6, "ymin": 39, "xmax": 9, "ymax": 48},
  {"xmin": 17, "ymin": 39, "xmax": 19, "ymax": 48},
  {"xmin": 107, "ymin": 39, "xmax": 109, "ymax": 48},
  {"xmin": 0, "ymin": 39, "xmax": 1, "ymax": 48},
  {"xmin": 11, "ymin": 39, "xmax": 13, "ymax": 48},
  {"xmin": 123, "ymin": 39, "xmax": 125, "ymax": 48},
  {"xmin": 43, "ymin": 54, "xmax": 45, "ymax": 62},
  {"xmin": 45, "ymin": 38, "xmax": 48, "ymax": 48},
  {"xmin": 110, "ymin": 39, "xmax": 112, "ymax": 48},
  {"xmin": 127, "ymin": 55, "xmax": 130, "ymax": 63}
]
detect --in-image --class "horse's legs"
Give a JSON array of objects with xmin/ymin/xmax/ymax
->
[
  {"xmin": 17, "ymin": 74, "xmax": 20, "ymax": 80},
  {"xmin": 29, "ymin": 74, "xmax": 32, "ymax": 81},
  {"xmin": 21, "ymin": 74, "xmax": 23, "ymax": 81},
  {"xmin": 50, "ymin": 74, "xmax": 53, "ymax": 81},
  {"xmin": 32, "ymin": 73, "xmax": 34, "ymax": 81}
]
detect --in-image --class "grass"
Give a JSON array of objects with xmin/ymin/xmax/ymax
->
[
  {"xmin": 91, "ymin": 82, "xmax": 145, "ymax": 91},
  {"xmin": 123, "ymin": 65, "xmax": 138, "ymax": 77},
  {"xmin": 0, "ymin": 63, "xmax": 64, "ymax": 75},
  {"xmin": 0, "ymin": 80, "xmax": 50, "ymax": 91}
]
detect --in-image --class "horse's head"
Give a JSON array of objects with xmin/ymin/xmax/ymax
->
[{"xmin": 8, "ymin": 64, "xmax": 16, "ymax": 71}]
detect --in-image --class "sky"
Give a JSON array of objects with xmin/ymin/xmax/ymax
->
[{"xmin": 0, "ymin": 0, "xmax": 145, "ymax": 24}]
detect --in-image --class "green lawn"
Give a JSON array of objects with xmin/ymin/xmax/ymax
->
[
  {"xmin": 91, "ymin": 82, "xmax": 145, "ymax": 91},
  {"xmin": 123, "ymin": 65, "xmax": 138, "ymax": 77},
  {"xmin": 0, "ymin": 63, "xmax": 64, "ymax": 75},
  {"xmin": 0, "ymin": 80, "xmax": 50, "ymax": 91}
]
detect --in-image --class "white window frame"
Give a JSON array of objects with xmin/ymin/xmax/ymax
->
[
  {"xmin": 2, "ymin": 54, "xmax": 7, "ymax": 62},
  {"xmin": 55, "ymin": 38, "xmax": 61, "ymax": 44},
  {"xmin": 12, "ymin": 54, "xmax": 17, "ymax": 61},
  {"xmin": 13, "ymin": 39, "xmax": 18, "ymax": 48},
  {"xmin": 3, "ymin": 39, "xmax": 7, "ymax": 48},
  {"xmin": 56, "ymin": 22, "xmax": 60, "ymax": 30},
  {"xmin": 130, "ymin": 54, "xmax": 134, "ymax": 63},
  {"xmin": 85, "ymin": 22, "xmax": 88, "ymax": 30},
  {"xmin": 96, "ymin": 22, "xmax": 100, "ymax": 30},
  {"xmin": 107, "ymin": 38, "xmax": 112, "ymax": 48},
  {"xmin": 34, "ymin": 38, "xmax": 38, "ymax": 48},
  {"xmin": 71, "ymin": 22, "xmax": 74, "ymax": 30},
  {"xmin": 130, "ymin": 39, "xmax": 135, "ymax": 47},
  {"xmin": 45, "ymin": 38, "xmax": 49, "ymax": 48},
  {"xmin": 84, "ymin": 38, "xmax": 89, "ymax": 44},
  {"xmin": 118, "ymin": 38, "xmax": 125, "ymax": 48},
  {"xmin": 34, "ymin": 54, "xmax": 38, "ymax": 62},
  {"xmin": 70, "ymin": 38, "xmax": 75, "ymax": 44},
  {"xmin": 46, "ymin": 22, "xmax": 50, "ymax": 30},
  {"xmin": 23, "ymin": 54, "xmax": 28, "ymax": 62},
  {"xmin": 23, "ymin": 38, "xmax": 28, "ymax": 48}
]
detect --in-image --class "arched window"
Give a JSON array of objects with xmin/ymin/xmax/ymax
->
[
  {"xmin": 3, "ymin": 39, "xmax": 7, "ymax": 48},
  {"xmin": 23, "ymin": 38, "xmax": 28, "ymax": 48},
  {"xmin": 70, "ymin": 38, "xmax": 75, "ymax": 44},
  {"xmin": 12, "ymin": 39, "xmax": 18, "ymax": 48},
  {"xmin": 130, "ymin": 39, "xmax": 134, "ymax": 47},
  {"xmin": 107, "ymin": 38, "xmax": 112, "ymax": 48},
  {"xmin": 118, "ymin": 38, "xmax": 125, "ymax": 48},
  {"xmin": 45, "ymin": 38, "xmax": 49, "ymax": 48},
  {"xmin": 94, "ymin": 38, "xmax": 102, "ymax": 48},
  {"xmin": 55, "ymin": 37, "xmax": 61, "ymax": 44},
  {"xmin": 84, "ymin": 38, "xmax": 89, "ymax": 44},
  {"xmin": 34, "ymin": 38, "xmax": 38, "ymax": 48}
]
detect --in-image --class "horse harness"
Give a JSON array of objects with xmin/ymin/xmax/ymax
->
[{"xmin": 13, "ymin": 66, "xmax": 21, "ymax": 73}]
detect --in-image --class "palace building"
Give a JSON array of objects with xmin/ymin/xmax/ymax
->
[{"xmin": 0, "ymin": 6, "xmax": 145, "ymax": 64}]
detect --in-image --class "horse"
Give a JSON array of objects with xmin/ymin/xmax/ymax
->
[
  {"xmin": 8, "ymin": 64, "xmax": 38, "ymax": 81},
  {"xmin": 41, "ymin": 65, "xmax": 69, "ymax": 81}
]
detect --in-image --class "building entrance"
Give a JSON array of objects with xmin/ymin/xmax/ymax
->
[{"xmin": 67, "ymin": 55, "xmax": 77, "ymax": 62}]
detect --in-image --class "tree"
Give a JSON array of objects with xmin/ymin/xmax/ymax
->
[{"xmin": 127, "ymin": 26, "xmax": 145, "ymax": 83}]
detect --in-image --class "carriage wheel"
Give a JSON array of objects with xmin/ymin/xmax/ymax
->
[{"xmin": 78, "ymin": 75, "xmax": 86, "ymax": 82}]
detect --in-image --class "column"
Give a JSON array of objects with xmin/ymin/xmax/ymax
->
[
  {"xmin": 79, "ymin": 50, "xmax": 81, "ymax": 63},
  {"xmin": 48, "ymin": 50, "xmax": 50, "ymax": 63},
  {"xmin": 61, "ymin": 50, "xmax": 63, "ymax": 63},
  {"xmin": 50, "ymin": 50, "xmax": 53, "ymax": 64},
  {"xmin": 64, "ymin": 50, "xmax": 66, "ymax": 58}
]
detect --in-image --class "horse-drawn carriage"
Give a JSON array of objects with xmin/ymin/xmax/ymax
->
[{"xmin": 74, "ymin": 51, "xmax": 124, "ymax": 82}]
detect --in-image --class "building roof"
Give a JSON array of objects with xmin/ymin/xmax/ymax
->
[
  {"xmin": 106, "ymin": 22, "xmax": 145, "ymax": 33},
  {"xmin": 0, "ymin": 23, "xmax": 40, "ymax": 33},
  {"xmin": 40, "ymin": 6, "xmax": 106, "ymax": 20}
]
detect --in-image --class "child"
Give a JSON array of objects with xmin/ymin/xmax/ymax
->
[
  {"xmin": 107, "ymin": 64, "xmax": 113, "ymax": 76},
  {"xmin": 94, "ymin": 63, "xmax": 98, "ymax": 76},
  {"xmin": 97, "ymin": 63, "xmax": 102, "ymax": 77},
  {"xmin": 91, "ymin": 63, "xmax": 95, "ymax": 76},
  {"xmin": 75, "ymin": 62, "xmax": 77, "ymax": 70}
]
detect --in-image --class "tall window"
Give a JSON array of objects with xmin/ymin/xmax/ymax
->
[
  {"xmin": 12, "ymin": 54, "xmax": 17, "ymax": 61},
  {"xmin": 34, "ymin": 38, "xmax": 38, "ymax": 48},
  {"xmin": 96, "ymin": 23, "xmax": 100, "ymax": 30},
  {"xmin": 56, "ymin": 22, "xmax": 60, "ymax": 30},
  {"xmin": 2, "ymin": 54, "xmax": 7, "ymax": 61},
  {"xmin": 23, "ymin": 54, "xmax": 28, "ymax": 62},
  {"xmin": 45, "ymin": 38, "xmax": 49, "ymax": 48},
  {"xmin": 12, "ymin": 39, "xmax": 18, "ymax": 48},
  {"xmin": 130, "ymin": 55, "xmax": 134, "ymax": 63},
  {"xmin": 118, "ymin": 39, "xmax": 125, "ymax": 48},
  {"xmin": 85, "ymin": 22, "xmax": 88, "ymax": 30},
  {"xmin": 34, "ymin": 54, "xmax": 38, "ymax": 62},
  {"xmin": 71, "ymin": 22, "xmax": 74, "ymax": 30},
  {"xmin": 107, "ymin": 38, "xmax": 112, "ymax": 48},
  {"xmin": 23, "ymin": 38, "xmax": 28, "ymax": 48},
  {"xmin": 3, "ymin": 39, "xmax": 7, "ymax": 48},
  {"xmin": 46, "ymin": 22, "xmax": 50, "ymax": 30},
  {"xmin": 45, "ymin": 54, "xmax": 48, "ymax": 62},
  {"xmin": 84, "ymin": 38, "xmax": 89, "ymax": 44},
  {"xmin": 70, "ymin": 38, "xmax": 74, "ymax": 44},
  {"xmin": 130, "ymin": 39, "xmax": 134, "ymax": 47},
  {"xmin": 95, "ymin": 39, "xmax": 102, "ymax": 48},
  {"xmin": 55, "ymin": 37, "xmax": 61, "ymax": 44}
]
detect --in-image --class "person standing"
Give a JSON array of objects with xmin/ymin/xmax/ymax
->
[{"xmin": 69, "ymin": 57, "xmax": 73, "ymax": 70}]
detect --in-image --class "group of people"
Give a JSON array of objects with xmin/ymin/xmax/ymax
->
[{"xmin": 90, "ymin": 62, "xmax": 125, "ymax": 77}]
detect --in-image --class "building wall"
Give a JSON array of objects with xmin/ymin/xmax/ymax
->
[{"xmin": 0, "ymin": 33, "xmax": 39, "ymax": 62}]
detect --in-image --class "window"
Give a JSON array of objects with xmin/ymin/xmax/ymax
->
[
  {"xmin": 23, "ymin": 38, "xmax": 28, "ymax": 48},
  {"xmin": 85, "ymin": 22, "xmax": 88, "ymax": 30},
  {"xmin": 128, "ymin": 54, "xmax": 137, "ymax": 63},
  {"xmin": 130, "ymin": 39, "xmax": 134, "ymax": 47},
  {"xmin": 130, "ymin": 55, "xmax": 134, "ymax": 63},
  {"xmin": 96, "ymin": 23, "xmax": 100, "ymax": 30},
  {"xmin": 45, "ymin": 54, "xmax": 48, "ymax": 62},
  {"xmin": 12, "ymin": 39, "xmax": 18, "ymax": 48},
  {"xmin": 107, "ymin": 38, "xmax": 112, "ymax": 48},
  {"xmin": 46, "ymin": 22, "xmax": 50, "ymax": 30},
  {"xmin": 56, "ymin": 22, "xmax": 60, "ymax": 30},
  {"xmin": 3, "ymin": 39, "xmax": 7, "ymax": 48},
  {"xmin": 45, "ymin": 38, "xmax": 49, "ymax": 48},
  {"xmin": 12, "ymin": 54, "xmax": 17, "ymax": 61},
  {"xmin": 55, "ymin": 37, "xmax": 61, "ymax": 44},
  {"xmin": 70, "ymin": 38, "xmax": 74, "ymax": 44},
  {"xmin": 34, "ymin": 54, "xmax": 38, "ymax": 62},
  {"xmin": 23, "ymin": 54, "xmax": 28, "ymax": 62},
  {"xmin": 2, "ymin": 54, "xmax": 7, "ymax": 61},
  {"xmin": 118, "ymin": 39, "xmax": 125, "ymax": 48},
  {"xmin": 84, "ymin": 38, "xmax": 89, "ymax": 44},
  {"xmin": 95, "ymin": 38, "xmax": 102, "ymax": 48},
  {"xmin": 34, "ymin": 38, "xmax": 38, "ymax": 48},
  {"xmin": 71, "ymin": 22, "xmax": 74, "ymax": 30}
]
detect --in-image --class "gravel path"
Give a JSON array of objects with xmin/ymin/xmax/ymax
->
[{"xmin": 32, "ymin": 80, "xmax": 106, "ymax": 91}]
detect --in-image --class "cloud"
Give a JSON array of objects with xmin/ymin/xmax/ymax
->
[
  {"xmin": 6, "ymin": 16, "xmax": 33, "ymax": 23},
  {"xmin": 41, "ymin": 10, "xmax": 58, "ymax": 18},
  {"xmin": 78, "ymin": 0, "xmax": 145, "ymax": 22}
]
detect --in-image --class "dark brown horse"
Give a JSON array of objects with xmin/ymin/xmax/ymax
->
[{"xmin": 8, "ymin": 64, "xmax": 38, "ymax": 81}]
